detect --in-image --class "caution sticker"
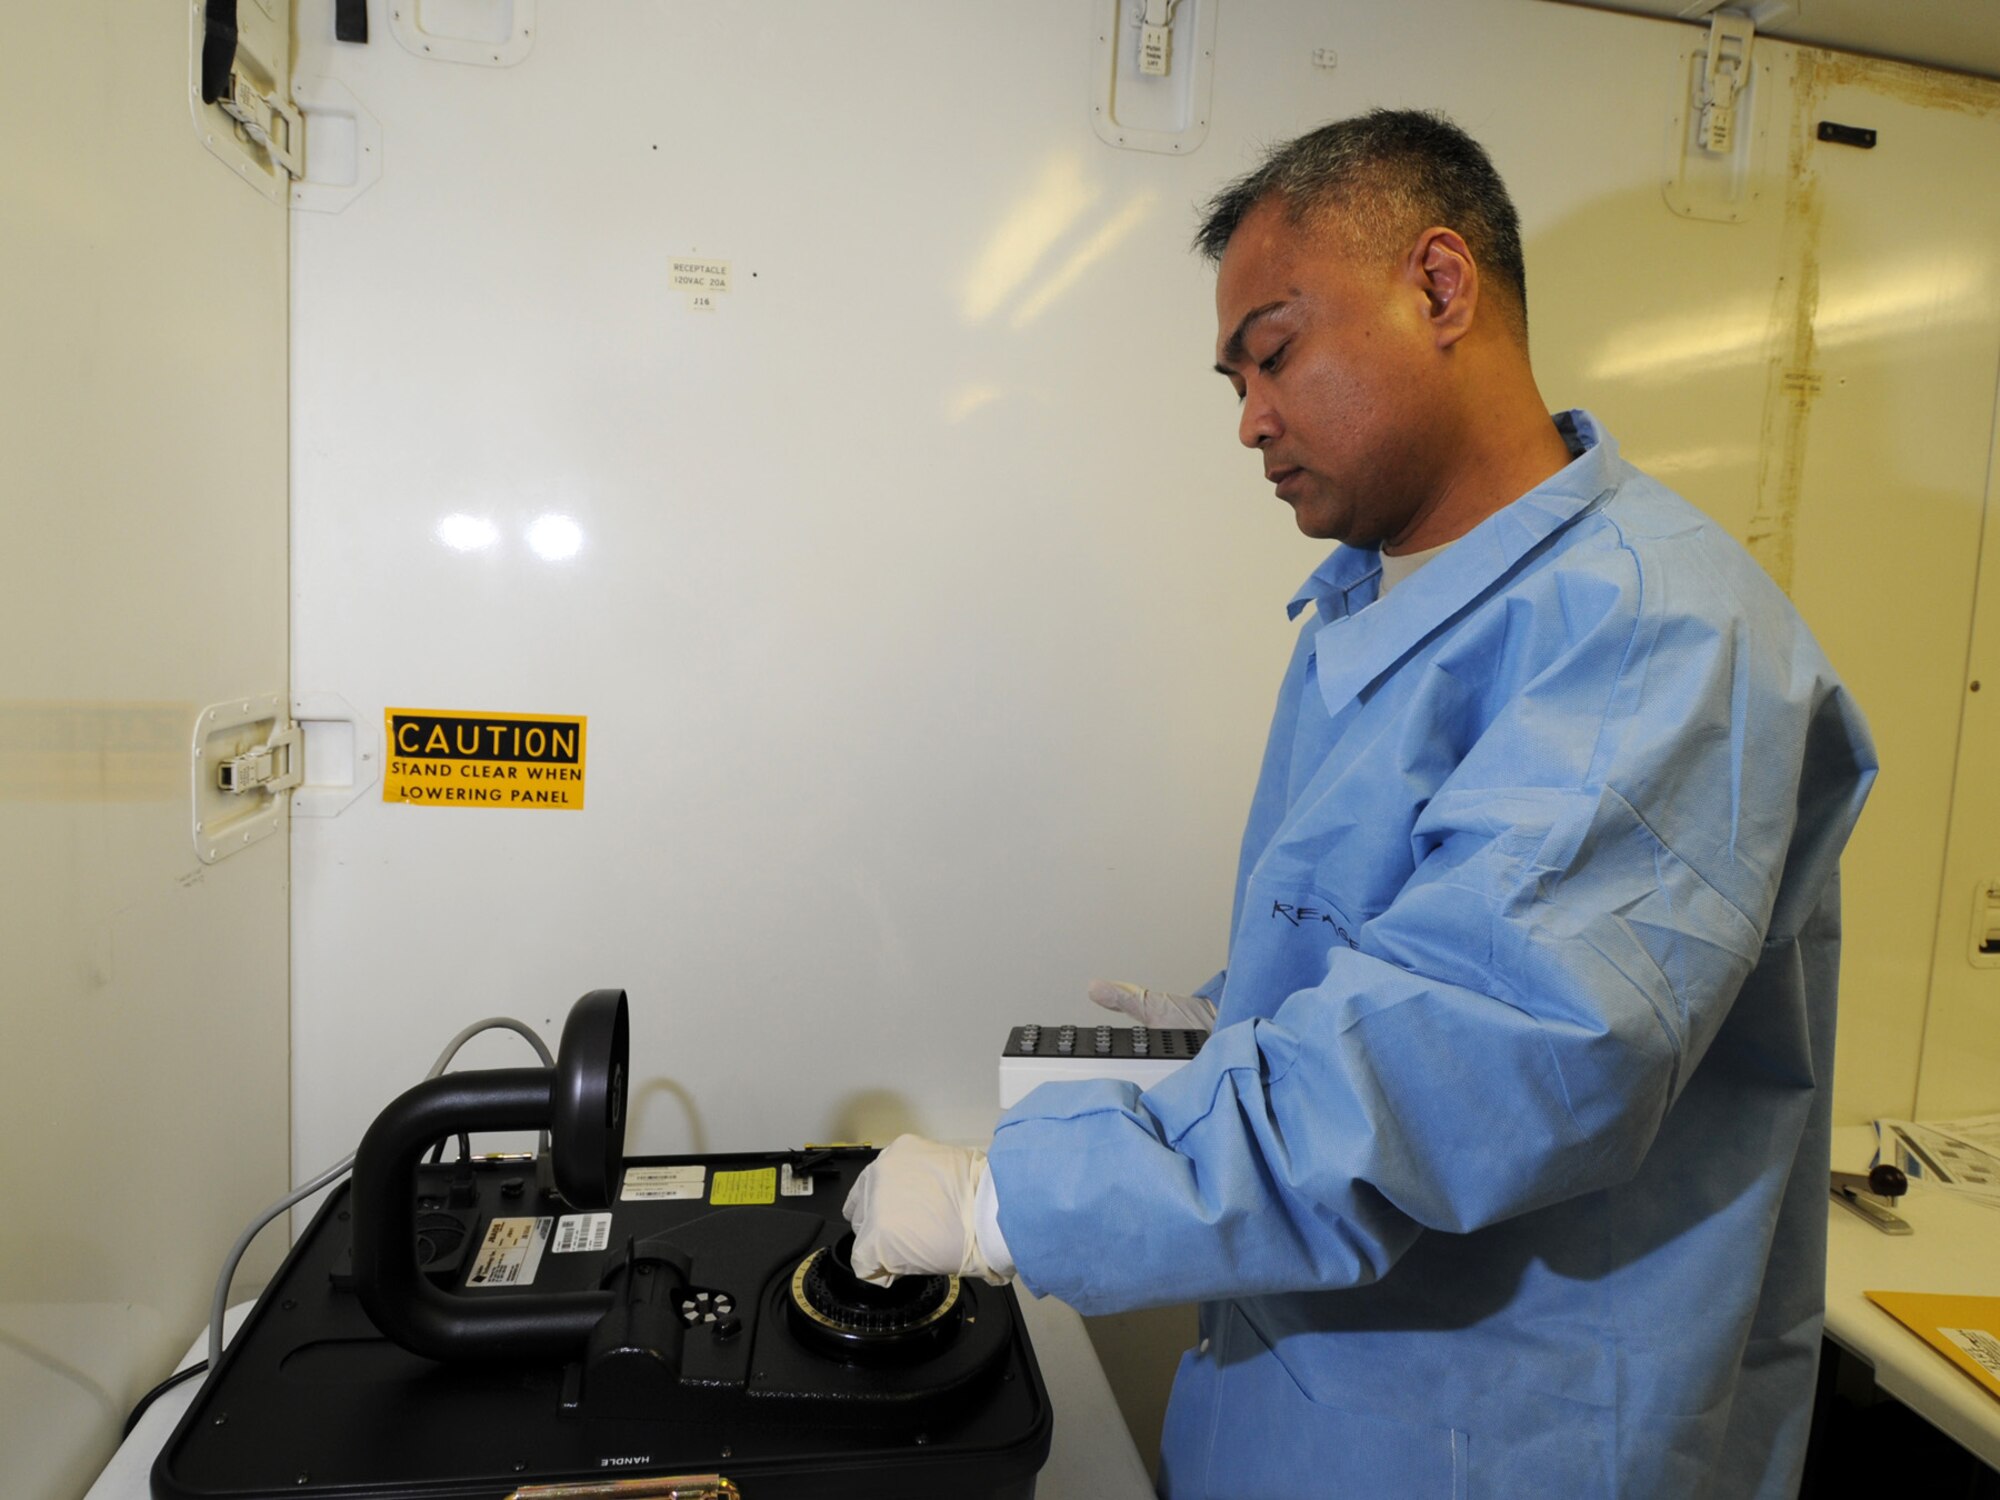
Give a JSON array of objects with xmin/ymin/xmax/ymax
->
[
  {"xmin": 710, "ymin": 1168, "xmax": 777, "ymax": 1206},
  {"xmin": 383, "ymin": 708, "xmax": 586, "ymax": 810}
]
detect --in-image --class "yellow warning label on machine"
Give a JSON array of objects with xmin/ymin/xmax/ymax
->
[
  {"xmin": 383, "ymin": 708, "xmax": 587, "ymax": 810},
  {"xmin": 710, "ymin": 1168, "xmax": 777, "ymax": 1206}
]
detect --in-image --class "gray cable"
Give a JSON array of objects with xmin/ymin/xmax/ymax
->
[
  {"xmin": 426, "ymin": 1016, "xmax": 555, "ymax": 1079},
  {"xmin": 203, "ymin": 1017, "xmax": 555, "ymax": 1368}
]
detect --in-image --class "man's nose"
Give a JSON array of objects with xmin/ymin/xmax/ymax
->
[{"xmin": 1238, "ymin": 391, "xmax": 1279, "ymax": 449}]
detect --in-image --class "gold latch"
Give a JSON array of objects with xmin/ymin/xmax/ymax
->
[{"xmin": 510, "ymin": 1478, "xmax": 742, "ymax": 1500}]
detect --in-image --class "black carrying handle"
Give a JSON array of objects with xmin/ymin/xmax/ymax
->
[{"xmin": 351, "ymin": 989, "xmax": 630, "ymax": 1360}]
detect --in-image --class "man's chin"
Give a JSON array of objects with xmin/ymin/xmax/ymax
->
[{"xmin": 1289, "ymin": 507, "xmax": 1351, "ymax": 544}]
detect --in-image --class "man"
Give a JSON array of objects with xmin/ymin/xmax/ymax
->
[{"xmin": 845, "ymin": 110, "xmax": 1876, "ymax": 1497}]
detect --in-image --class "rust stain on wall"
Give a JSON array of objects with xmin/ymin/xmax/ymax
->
[
  {"xmin": 1745, "ymin": 52, "xmax": 1828, "ymax": 596},
  {"xmin": 1747, "ymin": 49, "xmax": 2000, "ymax": 596},
  {"xmin": 1810, "ymin": 49, "xmax": 2000, "ymax": 119}
]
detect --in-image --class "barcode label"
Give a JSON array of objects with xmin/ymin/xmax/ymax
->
[
  {"xmin": 621, "ymin": 1165, "xmax": 706, "ymax": 1201},
  {"xmin": 553, "ymin": 1213, "xmax": 612, "ymax": 1254}
]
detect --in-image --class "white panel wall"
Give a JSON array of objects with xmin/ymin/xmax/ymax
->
[
  {"xmin": 1777, "ymin": 59, "xmax": 2000, "ymax": 1121},
  {"xmin": 0, "ymin": 8, "xmax": 291, "ymax": 1499},
  {"xmin": 280, "ymin": 0, "xmax": 2000, "ymax": 1471},
  {"xmin": 289, "ymin": 0, "xmax": 1997, "ymax": 1176},
  {"xmin": 1531, "ymin": 45, "xmax": 2000, "ymax": 1124}
]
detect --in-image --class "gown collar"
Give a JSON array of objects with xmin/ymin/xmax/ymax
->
[{"xmin": 1283, "ymin": 410, "xmax": 1623, "ymax": 719}]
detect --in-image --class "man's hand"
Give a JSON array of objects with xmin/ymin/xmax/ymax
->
[
  {"xmin": 1087, "ymin": 979, "xmax": 1218, "ymax": 1032},
  {"xmin": 843, "ymin": 1135, "xmax": 1013, "ymax": 1286}
]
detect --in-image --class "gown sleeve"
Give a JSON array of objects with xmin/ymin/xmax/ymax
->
[{"xmin": 987, "ymin": 556, "xmax": 1872, "ymax": 1314}]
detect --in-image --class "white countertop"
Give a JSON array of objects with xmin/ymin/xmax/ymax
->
[{"xmin": 1826, "ymin": 1123, "xmax": 2000, "ymax": 1471}]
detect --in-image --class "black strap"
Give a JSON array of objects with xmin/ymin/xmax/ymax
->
[
  {"xmin": 199, "ymin": 0, "xmax": 238, "ymax": 105},
  {"xmin": 336, "ymin": 0, "xmax": 369, "ymax": 44}
]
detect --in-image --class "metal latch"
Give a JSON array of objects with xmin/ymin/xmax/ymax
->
[
  {"xmin": 1696, "ymin": 9, "xmax": 1755, "ymax": 154},
  {"xmin": 217, "ymin": 722, "xmax": 303, "ymax": 795},
  {"xmin": 218, "ymin": 70, "xmax": 304, "ymax": 179},
  {"xmin": 190, "ymin": 0, "xmax": 303, "ymax": 204},
  {"xmin": 1969, "ymin": 879, "xmax": 2000, "ymax": 967},
  {"xmin": 192, "ymin": 694, "xmax": 296, "ymax": 863}
]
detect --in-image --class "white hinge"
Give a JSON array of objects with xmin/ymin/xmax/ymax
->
[
  {"xmin": 216, "ymin": 722, "xmax": 303, "ymax": 796},
  {"xmin": 1696, "ymin": 10, "xmax": 1755, "ymax": 154}
]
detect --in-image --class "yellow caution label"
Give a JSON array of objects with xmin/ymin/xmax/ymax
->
[
  {"xmin": 709, "ymin": 1168, "xmax": 777, "ymax": 1206},
  {"xmin": 383, "ymin": 708, "xmax": 587, "ymax": 811}
]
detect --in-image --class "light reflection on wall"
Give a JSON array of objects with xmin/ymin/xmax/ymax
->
[
  {"xmin": 1623, "ymin": 442, "xmax": 1759, "ymax": 479},
  {"xmin": 527, "ymin": 513, "xmax": 584, "ymax": 562},
  {"xmin": 960, "ymin": 154, "xmax": 1101, "ymax": 326},
  {"xmin": 435, "ymin": 513, "xmax": 499, "ymax": 552},
  {"xmin": 945, "ymin": 385, "xmax": 1004, "ymax": 424},
  {"xmin": 1011, "ymin": 192, "xmax": 1158, "ymax": 330},
  {"xmin": 1587, "ymin": 256, "xmax": 1993, "ymax": 384}
]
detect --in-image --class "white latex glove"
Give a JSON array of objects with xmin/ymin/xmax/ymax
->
[
  {"xmin": 1087, "ymin": 979, "xmax": 1218, "ymax": 1032},
  {"xmin": 843, "ymin": 1135, "xmax": 1013, "ymax": 1287}
]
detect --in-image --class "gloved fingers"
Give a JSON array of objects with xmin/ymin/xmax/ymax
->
[
  {"xmin": 1086, "ymin": 979, "xmax": 1218, "ymax": 1032},
  {"xmin": 842, "ymin": 1134, "xmax": 1009, "ymax": 1286}
]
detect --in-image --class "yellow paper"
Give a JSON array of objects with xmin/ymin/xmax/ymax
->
[
  {"xmin": 709, "ymin": 1168, "xmax": 777, "ymax": 1205},
  {"xmin": 1865, "ymin": 1291, "xmax": 2000, "ymax": 1403}
]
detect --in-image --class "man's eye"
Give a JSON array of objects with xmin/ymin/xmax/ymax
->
[{"xmin": 1257, "ymin": 343, "xmax": 1287, "ymax": 375}]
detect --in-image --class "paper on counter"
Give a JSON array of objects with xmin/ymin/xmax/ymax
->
[
  {"xmin": 1866, "ymin": 1291, "xmax": 2000, "ymax": 1405},
  {"xmin": 1875, "ymin": 1113, "xmax": 2000, "ymax": 1210}
]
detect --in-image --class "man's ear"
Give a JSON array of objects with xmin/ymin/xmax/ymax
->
[{"xmin": 1413, "ymin": 228, "xmax": 1478, "ymax": 349}]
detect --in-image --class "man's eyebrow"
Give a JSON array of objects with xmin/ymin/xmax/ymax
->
[{"xmin": 1215, "ymin": 300, "xmax": 1289, "ymax": 374}]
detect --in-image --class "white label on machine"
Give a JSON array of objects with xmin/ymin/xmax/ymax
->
[
  {"xmin": 466, "ymin": 1216, "xmax": 552, "ymax": 1288},
  {"xmin": 1942, "ymin": 1327, "xmax": 2000, "ymax": 1379},
  {"xmin": 621, "ymin": 1164, "xmax": 707, "ymax": 1201},
  {"xmin": 780, "ymin": 1163, "xmax": 814, "ymax": 1197},
  {"xmin": 552, "ymin": 1212, "xmax": 612, "ymax": 1253}
]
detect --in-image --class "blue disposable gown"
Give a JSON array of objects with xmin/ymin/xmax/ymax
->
[{"xmin": 988, "ymin": 413, "xmax": 1876, "ymax": 1498}]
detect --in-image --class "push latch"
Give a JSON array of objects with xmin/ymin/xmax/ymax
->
[{"xmin": 216, "ymin": 722, "xmax": 303, "ymax": 795}]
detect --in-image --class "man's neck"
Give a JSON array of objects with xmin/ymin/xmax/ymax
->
[{"xmin": 1385, "ymin": 400, "xmax": 1574, "ymax": 556}]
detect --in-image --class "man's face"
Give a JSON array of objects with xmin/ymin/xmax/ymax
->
[{"xmin": 1212, "ymin": 198, "xmax": 1439, "ymax": 546}]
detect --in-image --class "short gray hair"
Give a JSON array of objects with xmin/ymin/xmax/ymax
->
[{"xmin": 1195, "ymin": 109, "xmax": 1530, "ymax": 342}]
